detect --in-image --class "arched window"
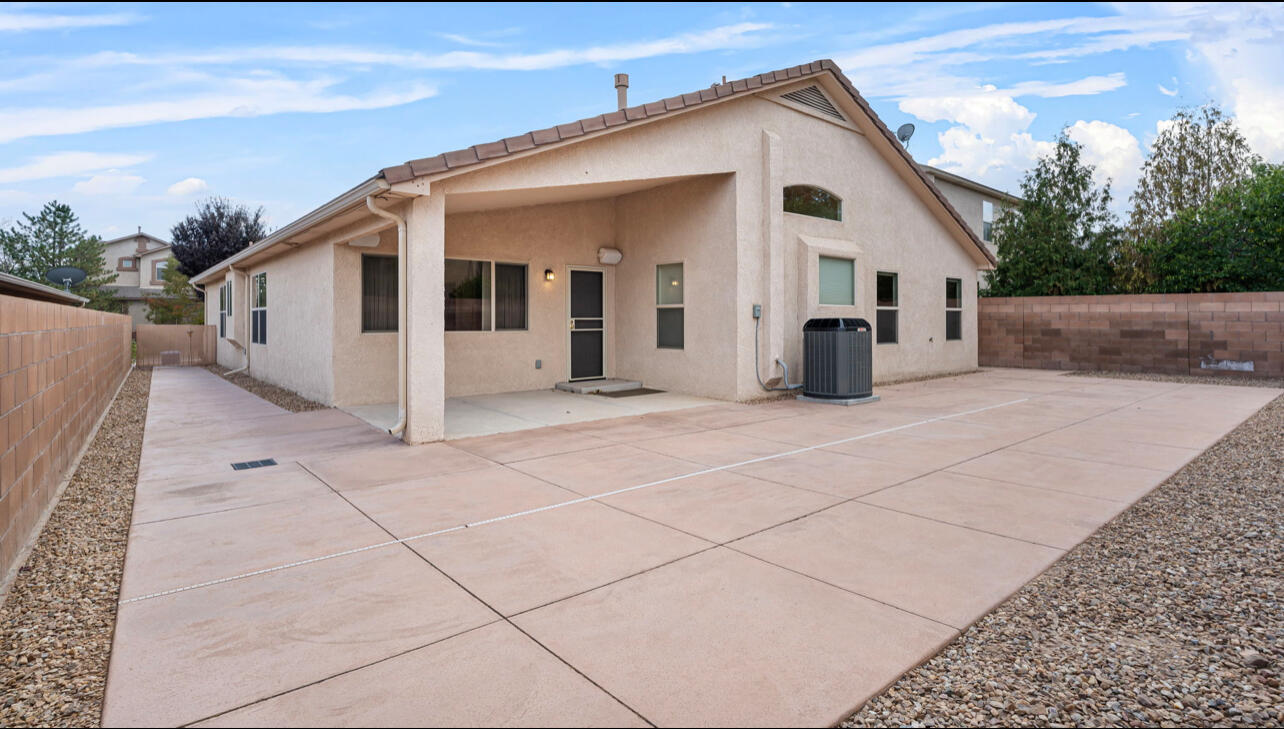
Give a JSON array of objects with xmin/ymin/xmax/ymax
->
[{"xmin": 783, "ymin": 185, "xmax": 842, "ymax": 221}]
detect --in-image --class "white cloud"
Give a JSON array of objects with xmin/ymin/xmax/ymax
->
[
  {"xmin": 167, "ymin": 177, "xmax": 209, "ymax": 196},
  {"xmin": 903, "ymin": 94, "xmax": 1053, "ymax": 188},
  {"xmin": 1158, "ymin": 83, "xmax": 1177, "ymax": 96},
  {"xmin": 1065, "ymin": 119, "xmax": 1144, "ymax": 204},
  {"xmin": 0, "ymin": 152, "xmax": 151, "ymax": 184},
  {"xmin": 71, "ymin": 171, "xmax": 146, "ymax": 196},
  {"xmin": 0, "ymin": 11, "xmax": 140, "ymax": 32},
  {"xmin": 0, "ymin": 78, "xmax": 438, "ymax": 143},
  {"xmin": 41, "ymin": 22, "xmax": 775, "ymax": 75}
]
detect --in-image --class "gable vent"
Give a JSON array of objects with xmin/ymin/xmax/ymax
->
[{"xmin": 780, "ymin": 85, "xmax": 844, "ymax": 121}]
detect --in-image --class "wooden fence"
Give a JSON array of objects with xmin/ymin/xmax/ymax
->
[
  {"xmin": 979, "ymin": 292, "xmax": 1284, "ymax": 377},
  {"xmin": 135, "ymin": 324, "xmax": 217, "ymax": 367}
]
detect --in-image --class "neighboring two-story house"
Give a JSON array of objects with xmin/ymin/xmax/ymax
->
[
  {"xmin": 920, "ymin": 166, "xmax": 1021, "ymax": 266},
  {"xmin": 102, "ymin": 229, "xmax": 173, "ymax": 328}
]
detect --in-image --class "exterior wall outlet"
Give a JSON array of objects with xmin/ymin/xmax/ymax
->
[
  {"xmin": 535, "ymin": 359, "xmax": 542, "ymax": 369},
  {"xmin": 752, "ymin": 304, "xmax": 762, "ymax": 319}
]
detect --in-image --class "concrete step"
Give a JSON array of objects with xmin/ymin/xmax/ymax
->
[{"xmin": 555, "ymin": 378, "xmax": 644, "ymax": 394}]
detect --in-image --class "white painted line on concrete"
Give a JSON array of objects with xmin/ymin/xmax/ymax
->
[{"xmin": 121, "ymin": 397, "xmax": 1030, "ymax": 604}]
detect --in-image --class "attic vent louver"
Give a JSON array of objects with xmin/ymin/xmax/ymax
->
[{"xmin": 780, "ymin": 85, "xmax": 844, "ymax": 121}]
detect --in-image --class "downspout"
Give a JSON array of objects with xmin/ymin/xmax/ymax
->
[
  {"xmin": 366, "ymin": 183, "xmax": 407, "ymax": 437},
  {"xmin": 223, "ymin": 265, "xmax": 251, "ymax": 377}
]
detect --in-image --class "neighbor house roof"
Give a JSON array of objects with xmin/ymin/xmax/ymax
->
[
  {"xmin": 0, "ymin": 271, "xmax": 88, "ymax": 305},
  {"xmin": 922, "ymin": 165, "xmax": 1022, "ymax": 206},
  {"xmin": 195, "ymin": 59, "xmax": 995, "ymax": 284},
  {"xmin": 102, "ymin": 231, "xmax": 171, "ymax": 251}
]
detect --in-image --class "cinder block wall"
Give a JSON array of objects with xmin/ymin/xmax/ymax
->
[
  {"xmin": 0, "ymin": 294, "xmax": 131, "ymax": 579},
  {"xmin": 979, "ymin": 292, "xmax": 1284, "ymax": 377}
]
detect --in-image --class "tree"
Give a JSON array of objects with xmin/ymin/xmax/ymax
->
[
  {"xmin": 1138, "ymin": 164, "xmax": 1284, "ymax": 293},
  {"xmin": 1122, "ymin": 105, "xmax": 1260, "ymax": 291},
  {"xmin": 0, "ymin": 200, "xmax": 120, "ymax": 311},
  {"xmin": 169, "ymin": 197, "xmax": 267, "ymax": 277},
  {"xmin": 984, "ymin": 133, "xmax": 1121, "ymax": 297},
  {"xmin": 145, "ymin": 255, "xmax": 205, "ymax": 324}
]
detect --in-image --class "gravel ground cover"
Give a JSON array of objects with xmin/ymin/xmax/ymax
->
[
  {"xmin": 0, "ymin": 367, "xmax": 151, "ymax": 728},
  {"xmin": 203, "ymin": 364, "xmax": 326, "ymax": 413},
  {"xmin": 845, "ymin": 375, "xmax": 1283, "ymax": 728}
]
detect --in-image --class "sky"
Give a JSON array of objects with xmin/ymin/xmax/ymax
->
[{"xmin": 1, "ymin": 2, "xmax": 1282, "ymax": 239}]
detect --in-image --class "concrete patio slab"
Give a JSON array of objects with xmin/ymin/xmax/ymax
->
[
  {"xmin": 409, "ymin": 501, "xmax": 710, "ymax": 616},
  {"xmin": 946, "ymin": 448, "xmax": 1170, "ymax": 503},
  {"xmin": 129, "ymin": 461, "xmax": 331, "ymax": 524},
  {"xmin": 507, "ymin": 443, "xmax": 704, "ymax": 496},
  {"xmin": 194, "ymin": 622, "xmax": 646, "ymax": 728},
  {"xmin": 301, "ymin": 442, "xmax": 492, "ymax": 491},
  {"xmin": 103, "ymin": 547, "xmax": 496, "ymax": 727},
  {"xmin": 730, "ymin": 449, "xmax": 932, "ymax": 498},
  {"xmin": 449, "ymin": 425, "xmax": 613, "ymax": 464},
  {"xmin": 119, "ymin": 490, "xmax": 391, "ymax": 600},
  {"xmin": 340, "ymin": 466, "xmax": 576, "ymax": 539},
  {"xmin": 734, "ymin": 502, "xmax": 1064, "ymax": 628},
  {"xmin": 859, "ymin": 470, "xmax": 1129, "ymax": 550},
  {"xmin": 105, "ymin": 366, "xmax": 1282, "ymax": 727},
  {"xmin": 601, "ymin": 471, "xmax": 842, "ymax": 543},
  {"xmin": 513, "ymin": 547, "xmax": 957, "ymax": 727}
]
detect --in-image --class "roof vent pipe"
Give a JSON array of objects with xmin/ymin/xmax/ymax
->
[{"xmin": 614, "ymin": 73, "xmax": 629, "ymax": 110}]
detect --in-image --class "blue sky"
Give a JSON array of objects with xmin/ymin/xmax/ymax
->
[{"xmin": 2, "ymin": 2, "xmax": 1282, "ymax": 238}]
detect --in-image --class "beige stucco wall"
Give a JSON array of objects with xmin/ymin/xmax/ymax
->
[
  {"xmin": 441, "ymin": 197, "xmax": 617, "ymax": 398},
  {"xmin": 614, "ymin": 175, "xmax": 739, "ymax": 399},
  {"xmin": 332, "ymin": 225, "xmax": 400, "ymax": 406},
  {"xmin": 929, "ymin": 176, "xmax": 998, "ymax": 262},
  {"xmin": 104, "ymin": 238, "xmax": 142, "ymax": 288}
]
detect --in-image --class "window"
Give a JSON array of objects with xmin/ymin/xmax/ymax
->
[
  {"xmin": 153, "ymin": 259, "xmax": 168, "ymax": 284},
  {"xmin": 783, "ymin": 185, "xmax": 842, "ymax": 221},
  {"xmin": 362, "ymin": 256, "xmax": 398, "ymax": 332},
  {"xmin": 218, "ymin": 284, "xmax": 226, "ymax": 338},
  {"xmin": 946, "ymin": 278, "xmax": 963, "ymax": 341},
  {"xmin": 982, "ymin": 200, "xmax": 995, "ymax": 242},
  {"xmin": 818, "ymin": 256, "xmax": 855, "ymax": 306},
  {"xmin": 494, "ymin": 263, "xmax": 527, "ymax": 331},
  {"xmin": 876, "ymin": 272, "xmax": 898, "ymax": 344},
  {"xmin": 444, "ymin": 259, "xmax": 527, "ymax": 332},
  {"xmin": 656, "ymin": 262, "xmax": 683, "ymax": 349},
  {"xmin": 250, "ymin": 273, "xmax": 267, "ymax": 345},
  {"xmin": 119, "ymin": 258, "xmax": 135, "ymax": 270}
]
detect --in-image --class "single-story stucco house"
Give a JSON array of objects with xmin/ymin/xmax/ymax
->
[{"xmin": 192, "ymin": 59, "xmax": 996, "ymax": 444}]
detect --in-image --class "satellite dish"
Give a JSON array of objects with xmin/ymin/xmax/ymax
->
[
  {"xmin": 45, "ymin": 266, "xmax": 86, "ymax": 291},
  {"xmin": 896, "ymin": 123, "xmax": 916, "ymax": 144}
]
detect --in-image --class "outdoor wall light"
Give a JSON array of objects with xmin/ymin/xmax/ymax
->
[{"xmin": 544, "ymin": 269, "xmax": 555, "ymax": 281}]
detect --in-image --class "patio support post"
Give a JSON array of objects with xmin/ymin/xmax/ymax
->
[{"xmin": 404, "ymin": 193, "xmax": 447, "ymax": 443}]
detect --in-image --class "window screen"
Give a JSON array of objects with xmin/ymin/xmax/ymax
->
[
  {"xmin": 494, "ymin": 263, "xmax": 527, "ymax": 331},
  {"xmin": 362, "ymin": 255, "xmax": 398, "ymax": 332},
  {"xmin": 656, "ymin": 262, "xmax": 684, "ymax": 349},
  {"xmin": 250, "ymin": 273, "xmax": 267, "ymax": 345},
  {"xmin": 946, "ymin": 278, "xmax": 963, "ymax": 341},
  {"xmin": 876, "ymin": 272, "xmax": 898, "ymax": 344},
  {"xmin": 819, "ymin": 256, "xmax": 855, "ymax": 306}
]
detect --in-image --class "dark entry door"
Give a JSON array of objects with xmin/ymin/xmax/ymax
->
[{"xmin": 569, "ymin": 269, "xmax": 604, "ymax": 381}]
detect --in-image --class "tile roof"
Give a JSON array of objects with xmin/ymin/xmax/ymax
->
[{"xmin": 379, "ymin": 59, "xmax": 995, "ymax": 266}]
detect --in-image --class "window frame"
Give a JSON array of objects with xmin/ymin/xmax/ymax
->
[
  {"xmin": 945, "ymin": 277, "xmax": 963, "ymax": 342},
  {"xmin": 783, "ymin": 184, "xmax": 843, "ymax": 221},
  {"xmin": 875, "ymin": 271, "xmax": 898, "ymax": 345},
  {"xmin": 982, "ymin": 200, "xmax": 995, "ymax": 242},
  {"xmin": 444, "ymin": 258, "xmax": 529, "ymax": 333},
  {"xmin": 655, "ymin": 261, "xmax": 684, "ymax": 350},
  {"xmin": 218, "ymin": 284, "xmax": 226, "ymax": 338},
  {"xmin": 361, "ymin": 254, "xmax": 399, "ymax": 333},
  {"xmin": 250, "ymin": 272, "xmax": 267, "ymax": 345},
  {"xmin": 818, "ymin": 255, "xmax": 856, "ymax": 307}
]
